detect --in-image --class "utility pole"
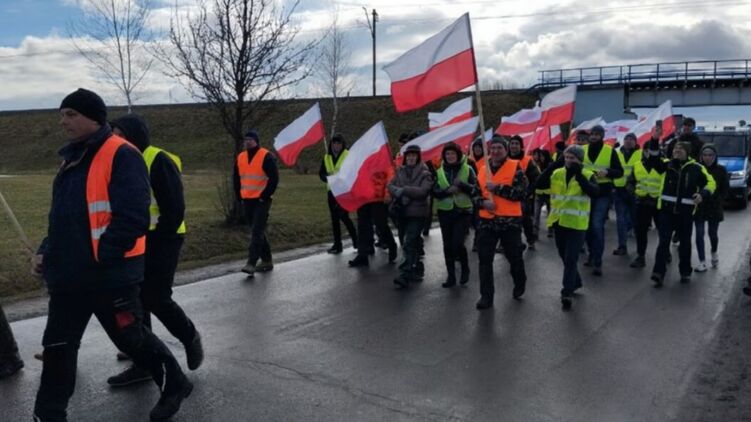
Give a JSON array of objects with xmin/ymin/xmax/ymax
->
[{"xmin": 364, "ymin": 8, "xmax": 378, "ymax": 96}]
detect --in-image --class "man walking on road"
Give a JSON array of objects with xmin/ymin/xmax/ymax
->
[
  {"xmin": 474, "ymin": 137, "xmax": 528, "ymax": 310},
  {"xmin": 612, "ymin": 133, "xmax": 640, "ymax": 256},
  {"xmin": 33, "ymin": 88, "xmax": 192, "ymax": 421},
  {"xmin": 106, "ymin": 114, "xmax": 204, "ymax": 387},
  {"xmin": 236, "ymin": 130, "xmax": 278, "ymax": 277},
  {"xmin": 0, "ymin": 303, "xmax": 23, "ymax": 379},
  {"xmin": 508, "ymin": 135, "xmax": 540, "ymax": 250}
]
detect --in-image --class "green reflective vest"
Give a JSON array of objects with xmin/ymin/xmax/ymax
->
[
  {"xmin": 324, "ymin": 150, "xmax": 348, "ymax": 191},
  {"xmin": 435, "ymin": 160, "xmax": 472, "ymax": 211},
  {"xmin": 614, "ymin": 149, "xmax": 642, "ymax": 188},
  {"xmin": 143, "ymin": 145, "xmax": 187, "ymax": 234},
  {"xmin": 547, "ymin": 167, "xmax": 593, "ymax": 231},
  {"xmin": 583, "ymin": 144, "xmax": 614, "ymax": 184},
  {"xmin": 632, "ymin": 159, "xmax": 663, "ymax": 199}
]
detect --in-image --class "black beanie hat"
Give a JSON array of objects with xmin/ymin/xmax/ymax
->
[{"xmin": 60, "ymin": 88, "xmax": 107, "ymax": 125}]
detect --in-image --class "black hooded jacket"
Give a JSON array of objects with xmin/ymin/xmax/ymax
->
[{"xmin": 111, "ymin": 114, "xmax": 186, "ymax": 238}]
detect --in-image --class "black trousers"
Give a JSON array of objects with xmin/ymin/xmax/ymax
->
[
  {"xmin": 521, "ymin": 197, "xmax": 537, "ymax": 244},
  {"xmin": 438, "ymin": 210, "xmax": 471, "ymax": 281},
  {"xmin": 244, "ymin": 199, "xmax": 272, "ymax": 265},
  {"xmin": 653, "ymin": 206, "xmax": 694, "ymax": 278},
  {"xmin": 476, "ymin": 219, "xmax": 527, "ymax": 299},
  {"xmin": 634, "ymin": 198, "xmax": 659, "ymax": 257},
  {"xmin": 327, "ymin": 192, "xmax": 357, "ymax": 247},
  {"xmin": 141, "ymin": 235, "xmax": 196, "ymax": 345},
  {"xmin": 34, "ymin": 285, "xmax": 185, "ymax": 422},
  {"xmin": 554, "ymin": 225, "xmax": 585, "ymax": 296},
  {"xmin": 0, "ymin": 303, "xmax": 19, "ymax": 361},
  {"xmin": 357, "ymin": 202, "xmax": 396, "ymax": 256},
  {"xmin": 397, "ymin": 217, "xmax": 425, "ymax": 280}
]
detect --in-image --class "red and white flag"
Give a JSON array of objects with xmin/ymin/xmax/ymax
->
[
  {"xmin": 567, "ymin": 116, "xmax": 605, "ymax": 144},
  {"xmin": 603, "ymin": 119, "xmax": 638, "ymax": 145},
  {"xmin": 327, "ymin": 122, "xmax": 394, "ymax": 212},
  {"xmin": 273, "ymin": 103, "xmax": 325, "ymax": 166},
  {"xmin": 550, "ymin": 125, "xmax": 562, "ymax": 144},
  {"xmin": 540, "ymin": 85, "xmax": 577, "ymax": 126},
  {"xmin": 497, "ymin": 107, "xmax": 543, "ymax": 136},
  {"xmin": 429, "ymin": 97, "xmax": 473, "ymax": 130},
  {"xmin": 628, "ymin": 100, "xmax": 676, "ymax": 146},
  {"xmin": 400, "ymin": 116, "xmax": 480, "ymax": 163},
  {"xmin": 525, "ymin": 126, "xmax": 551, "ymax": 153},
  {"xmin": 383, "ymin": 13, "xmax": 477, "ymax": 113}
]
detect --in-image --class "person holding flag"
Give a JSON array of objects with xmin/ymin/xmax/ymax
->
[
  {"xmin": 319, "ymin": 134, "xmax": 358, "ymax": 254},
  {"xmin": 508, "ymin": 135, "xmax": 541, "ymax": 250}
]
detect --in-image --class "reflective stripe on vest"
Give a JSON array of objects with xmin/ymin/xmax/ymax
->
[
  {"xmin": 547, "ymin": 167, "xmax": 593, "ymax": 231},
  {"xmin": 660, "ymin": 195, "xmax": 695, "ymax": 206},
  {"xmin": 633, "ymin": 160, "xmax": 663, "ymax": 199},
  {"xmin": 324, "ymin": 150, "xmax": 349, "ymax": 191},
  {"xmin": 614, "ymin": 149, "xmax": 642, "ymax": 188},
  {"xmin": 436, "ymin": 160, "xmax": 472, "ymax": 211},
  {"xmin": 87, "ymin": 135, "xmax": 146, "ymax": 262},
  {"xmin": 477, "ymin": 159, "xmax": 522, "ymax": 218},
  {"xmin": 143, "ymin": 145, "xmax": 187, "ymax": 234},
  {"xmin": 237, "ymin": 148, "xmax": 269, "ymax": 199},
  {"xmin": 583, "ymin": 144, "xmax": 614, "ymax": 184}
]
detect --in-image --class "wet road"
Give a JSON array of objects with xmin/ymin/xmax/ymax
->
[{"xmin": 3, "ymin": 208, "xmax": 750, "ymax": 421}]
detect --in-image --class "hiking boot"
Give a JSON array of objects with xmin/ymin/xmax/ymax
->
[
  {"xmin": 185, "ymin": 331, "xmax": 204, "ymax": 371},
  {"xmin": 612, "ymin": 246, "xmax": 627, "ymax": 256},
  {"xmin": 711, "ymin": 252, "xmax": 719, "ymax": 268},
  {"xmin": 327, "ymin": 244, "xmax": 343, "ymax": 254},
  {"xmin": 475, "ymin": 296, "xmax": 493, "ymax": 310},
  {"xmin": 630, "ymin": 256, "xmax": 646, "ymax": 268},
  {"xmin": 256, "ymin": 261, "xmax": 274, "ymax": 272},
  {"xmin": 348, "ymin": 255, "xmax": 369, "ymax": 267},
  {"xmin": 149, "ymin": 378, "xmax": 193, "ymax": 421},
  {"xmin": 694, "ymin": 262, "xmax": 708, "ymax": 273},
  {"xmin": 107, "ymin": 365, "xmax": 152, "ymax": 387},
  {"xmin": 0, "ymin": 355, "xmax": 24, "ymax": 380},
  {"xmin": 561, "ymin": 296, "xmax": 572, "ymax": 311},
  {"xmin": 651, "ymin": 272, "xmax": 664, "ymax": 287},
  {"xmin": 240, "ymin": 262, "xmax": 255, "ymax": 276}
]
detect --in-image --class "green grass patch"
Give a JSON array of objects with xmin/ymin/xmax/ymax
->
[{"xmin": 0, "ymin": 170, "xmax": 333, "ymax": 298}]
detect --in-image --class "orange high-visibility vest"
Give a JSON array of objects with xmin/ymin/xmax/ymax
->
[
  {"xmin": 237, "ymin": 148, "xmax": 269, "ymax": 199},
  {"xmin": 517, "ymin": 155, "xmax": 532, "ymax": 172},
  {"xmin": 86, "ymin": 135, "xmax": 146, "ymax": 262},
  {"xmin": 478, "ymin": 158, "xmax": 523, "ymax": 219}
]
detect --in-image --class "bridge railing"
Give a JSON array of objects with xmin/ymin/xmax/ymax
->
[{"xmin": 537, "ymin": 59, "xmax": 751, "ymax": 88}]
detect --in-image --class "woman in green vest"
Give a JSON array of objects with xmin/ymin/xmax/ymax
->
[
  {"xmin": 319, "ymin": 134, "xmax": 358, "ymax": 254},
  {"xmin": 432, "ymin": 142, "xmax": 478, "ymax": 287},
  {"xmin": 536, "ymin": 145, "xmax": 600, "ymax": 310}
]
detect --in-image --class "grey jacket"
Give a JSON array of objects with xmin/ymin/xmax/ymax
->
[{"xmin": 388, "ymin": 162, "xmax": 434, "ymax": 218}]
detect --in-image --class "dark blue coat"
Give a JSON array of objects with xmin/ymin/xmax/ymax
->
[{"xmin": 38, "ymin": 125, "xmax": 150, "ymax": 293}]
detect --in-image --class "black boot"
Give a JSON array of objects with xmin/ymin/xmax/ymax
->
[
  {"xmin": 185, "ymin": 331, "xmax": 204, "ymax": 371},
  {"xmin": 327, "ymin": 243, "xmax": 343, "ymax": 254},
  {"xmin": 348, "ymin": 254, "xmax": 369, "ymax": 267},
  {"xmin": 476, "ymin": 296, "xmax": 493, "ymax": 310},
  {"xmin": 150, "ymin": 376, "xmax": 193, "ymax": 421},
  {"xmin": 459, "ymin": 264, "xmax": 470, "ymax": 285}
]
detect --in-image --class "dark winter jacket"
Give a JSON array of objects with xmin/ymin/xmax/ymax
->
[
  {"xmin": 38, "ymin": 124, "xmax": 150, "ymax": 293},
  {"xmin": 388, "ymin": 153, "xmax": 434, "ymax": 218},
  {"xmin": 233, "ymin": 145, "xmax": 279, "ymax": 201},
  {"xmin": 111, "ymin": 115, "xmax": 185, "ymax": 239},
  {"xmin": 696, "ymin": 144, "xmax": 729, "ymax": 222}
]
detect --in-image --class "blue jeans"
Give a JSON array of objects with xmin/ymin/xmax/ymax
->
[
  {"xmin": 613, "ymin": 188, "xmax": 635, "ymax": 249},
  {"xmin": 554, "ymin": 225, "xmax": 586, "ymax": 296},
  {"xmin": 694, "ymin": 218, "xmax": 720, "ymax": 262},
  {"xmin": 586, "ymin": 195, "xmax": 611, "ymax": 267}
]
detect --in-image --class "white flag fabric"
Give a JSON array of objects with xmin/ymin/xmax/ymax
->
[{"xmin": 429, "ymin": 97, "xmax": 473, "ymax": 130}]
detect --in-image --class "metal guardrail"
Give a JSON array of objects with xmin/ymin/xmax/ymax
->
[{"xmin": 537, "ymin": 59, "xmax": 751, "ymax": 88}]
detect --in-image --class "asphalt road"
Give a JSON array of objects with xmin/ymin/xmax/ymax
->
[{"xmin": 3, "ymin": 207, "xmax": 750, "ymax": 421}]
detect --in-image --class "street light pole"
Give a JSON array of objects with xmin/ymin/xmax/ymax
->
[{"xmin": 364, "ymin": 8, "xmax": 378, "ymax": 96}]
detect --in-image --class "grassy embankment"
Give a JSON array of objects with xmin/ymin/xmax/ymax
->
[{"xmin": 0, "ymin": 91, "xmax": 534, "ymax": 298}]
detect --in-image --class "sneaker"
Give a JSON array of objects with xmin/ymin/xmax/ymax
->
[
  {"xmin": 630, "ymin": 256, "xmax": 646, "ymax": 268},
  {"xmin": 0, "ymin": 356, "xmax": 24, "ymax": 380},
  {"xmin": 651, "ymin": 272, "xmax": 664, "ymax": 287},
  {"xmin": 185, "ymin": 331, "xmax": 204, "ymax": 371},
  {"xmin": 612, "ymin": 246, "xmax": 627, "ymax": 256},
  {"xmin": 149, "ymin": 378, "xmax": 193, "ymax": 421},
  {"xmin": 348, "ymin": 255, "xmax": 369, "ymax": 267},
  {"xmin": 694, "ymin": 262, "xmax": 708, "ymax": 273},
  {"xmin": 256, "ymin": 261, "xmax": 274, "ymax": 272},
  {"xmin": 561, "ymin": 296, "xmax": 572, "ymax": 311},
  {"xmin": 711, "ymin": 252, "xmax": 719, "ymax": 268},
  {"xmin": 592, "ymin": 267, "xmax": 602, "ymax": 276},
  {"xmin": 240, "ymin": 263, "xmax": 255, "ymax": 276},
  {"xmin": 327, "ymin": 244, "xmax": 343, "ymax": 254},
  {"xmin": 107, "ymin": 365, "xmax": 152, "ymax": 387}
]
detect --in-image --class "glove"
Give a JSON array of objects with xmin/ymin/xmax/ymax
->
[{"xmin": 392, "ymin": 186, "xmax": 404, "ymax": 198}]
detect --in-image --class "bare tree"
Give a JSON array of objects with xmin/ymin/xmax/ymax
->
[
  {"xmin": 316, "ymin": 12, "xmax": 353, "ymax": 135},
  {"xmin": 157, "ymin": 0, "xmax": 319, "ymax": 152},
  {"xmin": 68, "ymin": 0, "xmax": 154, "ymax": 113}
]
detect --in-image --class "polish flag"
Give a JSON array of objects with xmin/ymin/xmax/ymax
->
[
  {"xmin": 525, "ymin": 126, "xmax": 551, "ymax": 153},
  {"xmin": 603, "ymin": 119, "xmax": 638, "ymax": 145},
  {"xmin": 628, "ymin": 100, "xmax": 676, "ymax": 146},
  {"xmin": 550, "ymin": 125, "xmax": 562, "ymax": 144},
  {"xmin": 497, "ymin": 107, "xmax": 543, "ymax": 136},
  {"xmin": 429, "ymin": 97, "xmax": 473, "ymax": 130},
  {"xmin": 273, "ymin": 103, "xmax": 325, "ymax": 166},
  {"xmin": 567, "ymin": 117, "xmax": 605, "ymax": 144},
  {"xmin": 328, "ymin": 122, "xmax": 394, "ymax": 212},
  {"xmin": 400, "ymin": 116, "xmax": 480, "ymax": 163},
  {"xmin": 383, "ymin": 13, "xmax": 477, "ymax": 112},
  {"xmin": 540, "ymin": 85, "xmax": 577, "ymax": 126}
]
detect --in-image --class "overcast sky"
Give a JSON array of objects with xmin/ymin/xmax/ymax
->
[{"xmin": 1, "ymin": 0, "xmax": 750, "ymax": 125}]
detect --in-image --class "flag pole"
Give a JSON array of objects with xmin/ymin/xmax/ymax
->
[
  {"xmin": 0, "ymin": 188, "xmax": 34, "ymax": 253},
  {"xmin": 465, "ymin": 13, "xmax": 492, "ymax": 182}
]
